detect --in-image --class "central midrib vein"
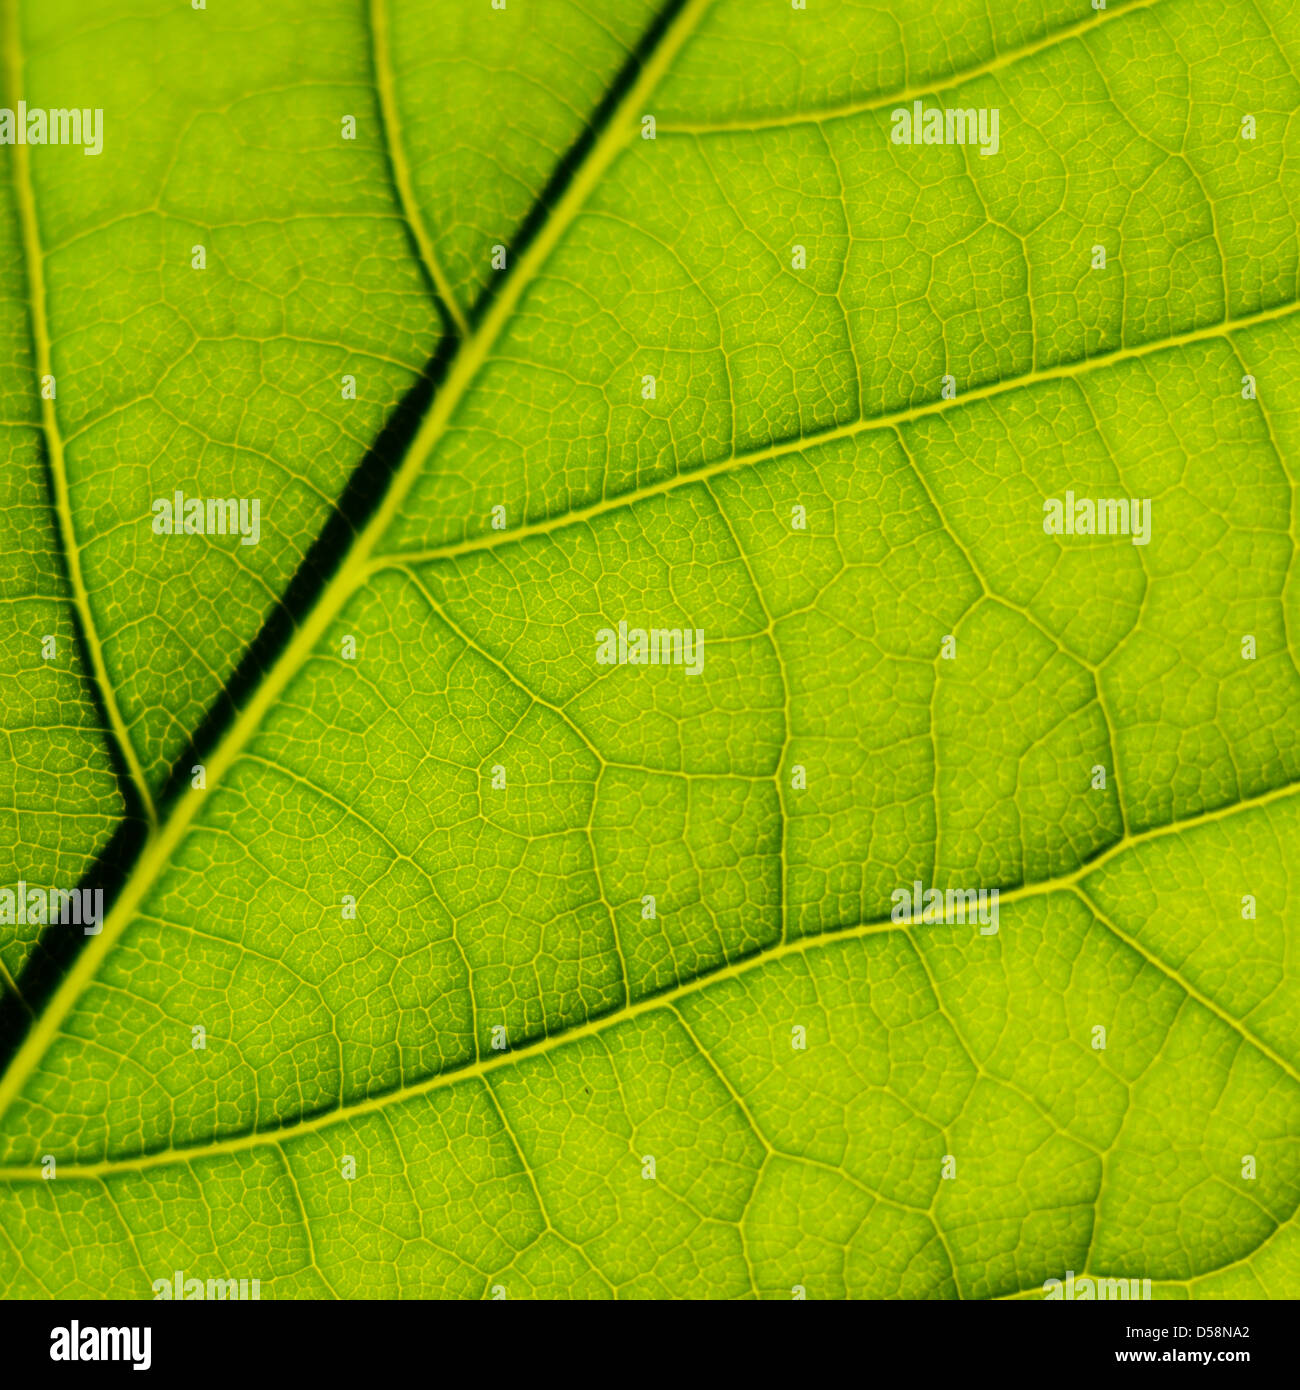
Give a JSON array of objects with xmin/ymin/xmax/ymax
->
[{"xmin": 0, "ymin": 0, "xmax": 717, "ymax": 1130}]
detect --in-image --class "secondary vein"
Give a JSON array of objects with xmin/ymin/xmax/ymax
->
[
  {"xmin": 658, "ymin": 0, "xmax": 1166, "ymax": 136},
  {"xmin": 367, "ymin": 0, "xmax": 469, "ymax": 336},
  {"xmin": 2, "ymin": 0, "xmax": 156, "ymax": 829},
  {"xmin": 3, "ymin": 773, "xmax": 1297, "ymax": 1182},
  {"xmin": 381, "ymin": 297, "xmax": 1300, "ymax": 571}
]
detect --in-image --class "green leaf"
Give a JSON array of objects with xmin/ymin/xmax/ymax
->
[{"xmin": 1, "ymin": 0, "xmax": 1298, "ymax": 1300}]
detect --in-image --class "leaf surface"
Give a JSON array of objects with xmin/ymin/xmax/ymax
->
[{"xmin": 1, "ymin": 0, "xmax": 1298, "ymax": 1300}]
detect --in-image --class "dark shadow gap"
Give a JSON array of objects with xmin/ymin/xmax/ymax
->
[{"xmin": 0, "ymin": 0, "xmax": 689, "ymax": 1077}]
